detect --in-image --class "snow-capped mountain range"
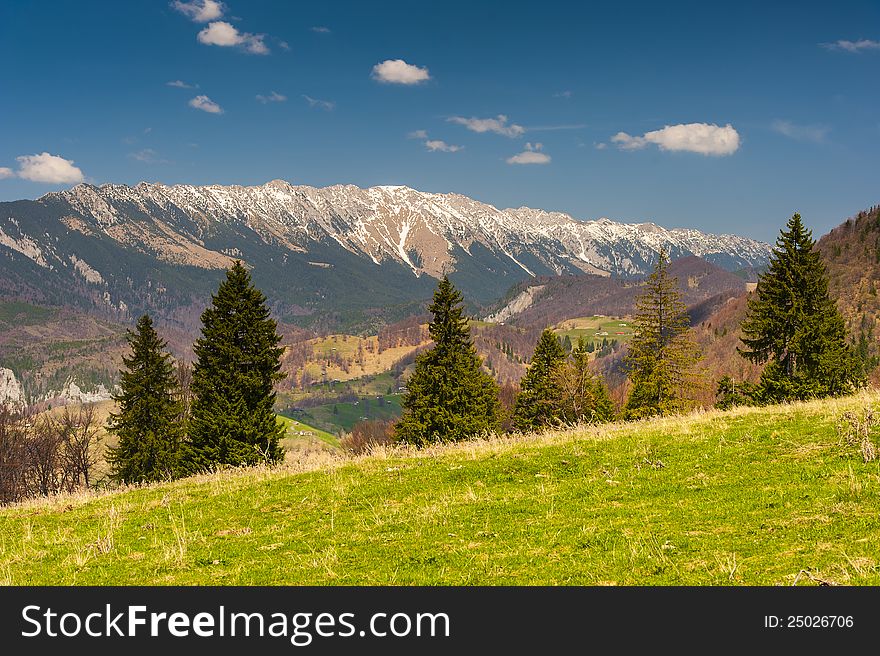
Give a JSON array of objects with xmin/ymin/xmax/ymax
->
[{"xmin": 0, "ymin": 180, "xmax": 771, "ymax": 327}]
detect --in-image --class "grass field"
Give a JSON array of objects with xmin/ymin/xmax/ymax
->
[
  {"xmin": 293, "ymin": 394, "xmax": 403, "ymax": 436},
  {"xmin": 1, "ymin": 392, "xmax": 879, "ymax": 585},
  {"xmin": 553, "ymin": 316, "xmax": 634, "ymax": 344},
  {"xmin": 299, "ymin": 335, "xmax": 426, "ymax": 383},
  {"xmin": 276, "ymin": 414, "xmax": 339, "ymax": 448}
]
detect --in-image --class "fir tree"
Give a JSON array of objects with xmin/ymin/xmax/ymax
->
[
  {"xmin": 181, "ymin": 261, "xmax": 286, "ymax": 471},
  {"xmin": 738, "ymin": 213, "xmax": 864, "ymax": 401},
  {"xmin": 624, "ymin": 251, "xmax": 702, "ymax": 419},
  {"xmin": 512, "ymin": 329, "xmax": 566, "ymax": 431},
  {"xmin": 554, "ymin": 336, "xmax": 615, "ymax": 424},
  {"xmin": 395, "ymin": 276, "xmax": 500, "ymax": 445},
  {"xmin": 106, "ymin": 315, "xmax": 182, "ymax": 484}
]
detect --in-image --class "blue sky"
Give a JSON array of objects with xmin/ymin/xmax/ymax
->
[{"xmin": 0, "ymin": 0, "xmax": 878, "ymax": 241}]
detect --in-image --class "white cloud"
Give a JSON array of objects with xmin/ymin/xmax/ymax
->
[
  {"xmin": 594, "ymin": 142, "xmax": 607, "ymax": 150},
  {"xmin": 302, "ymin": 95, "xmax": 335, "ymax": 111},
  {"xmin": 425, "ymin": 140, "xmax": 463, "ymax": 153},
  {"xmin": 448, "ymin": 114, "xmax": 525, "ymax": 138},
  {"xmin": 507, "ymin": 142, "xmax": 550, "ymax": 165},
  {"xmin": 612, "ymin": 122, "xmax": 740, "ymax": 156},
  {"xmin": 197, "ymin": 21, "xmax": 268, "ymax": 54},
  {"xmin": 172, "ymin": 0, "xmax": 224, "ymax": 22},
  {"xmin": 771, "ymin": 120, "xmax": 829, "ymax": 143},
  {"xmin": 167, "ymin": 80, "xmax": 197, "ymax": 89},
  {"xmin": 554, "ymin": 90, "xmax": 572, "ymax": 99},
  {"xmin": 278, "ymin": 40, "xmax": 290, "ymax": 51},
  {"xmin": 256, "ymin": 91, "xmax": 287, "ymax": 104},
  {"xmin": 311, "ymin": 26, "xmax": 331, "ymax": 34},
  {"xmin": 371, "ymin": 59, "xmax": 431, "ymax": 85},
  {"xmin": 0, "ymin": 167, "xmax": 14, "ymax": 179},
  {"xmin": 189, "ymin": 95, "xmax": 223, "ymax": 114},
  {"xmin": 821, "ymin": 39, "xmax": 880, "ymax": 53},
  {"xmin": 128, "ymin": 149, "xmax": 168, "ymax": 164},
  {"xmin": 14, "ymin": 153, "xmax": 85, "ymax": 183},
  {"xmin": 407, "ymin": 130, "xmax": 462, "ymax": 152}
]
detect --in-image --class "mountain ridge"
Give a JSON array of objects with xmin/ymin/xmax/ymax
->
[{"xmin": 1, "ymin": 180, "xmax": 771, "ymax": 330}]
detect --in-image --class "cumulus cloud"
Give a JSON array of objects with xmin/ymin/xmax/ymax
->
[
  {"xmin": 407, "ymin": 130, "xmax": 461, "ymax": 152},
  {"xmin": 13, "ymin": 153, "xmax": 85, "ymax": 183},
  {"xmin": 302, "ymin": 95, "xmax": 335, "ymax": 111},
  {"xmin": 594, "ymin": 142, "xmax": 607, "ymax": 150},
  {"xmin": 189, "ymin": 95, "xmax": 223, "ymax": 114},
  {"xmin": 256, "ymin": 91, "xmax": 287, "ymax": 104},
  {"xmin": 197, "ymin": 21, "xmax": 268, "ymax": 54},
  {"xmin": 171, "ymin": 0, "xmax": 224, "ymax": 22},
  {"xmin": 371, "ymin": 59, "xmax": 431, "ymax": 84},
  {"xmin": 771, "ymin": 120, "xmax": 829, "ymax": 143},
  {"xmin": 425, "ymin": 140, "xmax": 463, "ymax": 153},
  {"xmin": 448, "ymin": 114, "xmax": 525, "ymax": 138},
  {"xmin": 0, "ymin": 167, "xmax": 14, "ymax": 179},
  {"xmin": 821, "ymin": 39, "xmax": 880, "ymax": 52},
  {"xmin": 611, "ymin": 122, "xmax": 740, "ymax": 156},
  {"xmin": 167, "ymin": 80, "xmax": 197, "ymax": 89},
  {"xmin": 554, "ymin": 90, "xmax": 572, "ymax": 99},
  {"xmin": 311, "ymin": 26, "xmax": 331, "ymax": 34},
  {"xmin": 506, "ymin": 142, "xmax": 550, "ymax": 165}
]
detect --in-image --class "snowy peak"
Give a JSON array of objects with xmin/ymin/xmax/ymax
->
[
  {"xmin": 39, "ymin": 179, "xmax": 770, "ymax": 280},
  {"xmin": 2, "ymin": 180, "xmax": 771, "ymax": 327}
]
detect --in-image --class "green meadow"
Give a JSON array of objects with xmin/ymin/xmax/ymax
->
[{"xmin": 1, "ymin": 392, "xmax": 878, "ymax": 586}]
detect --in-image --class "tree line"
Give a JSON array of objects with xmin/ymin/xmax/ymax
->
[
  {"xmin": 392, "ymin": 213, "xmax": 864, "ymax": 446},
  {"xmin": 1, "ymin": 213, "xmax": 867, "ymax": 496}
]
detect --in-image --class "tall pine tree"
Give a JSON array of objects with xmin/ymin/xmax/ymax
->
[
  {"xmin": 106, "ymin": 315, "xmax": 182, "ymax": 484},
  {"xmin": 624, "ymin": 251, "xmax": 702, "ymax": 419},
  {"xmin": 738, "ymin": 213, "xmax": 864, "ymax": 401},
  {"xmin": 512, "ymin": 329, "xmax": 566, "ymax": 431},
  {"xmin": 181, "ymin": 261, "xmax": 286, "ymax": 471},
  {"xmin": 554, "ymin": 336, "xmax": 615, "ymax": 424},
  {"xmin": 395, "ymin": 276, "xmax": 500, "ymax": 445}
]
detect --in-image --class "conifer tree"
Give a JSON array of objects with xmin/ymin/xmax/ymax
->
[
  {"xmin": 554, "ymin": 336, "xmax": 615, "ymax": 424},
  {"xmin": 512, "ymin": 329, "xmax": 567, "ymax": 431},
  {"xmin": 395, "ymin": 276, "xmax": 500, "ymax": 445},
  {"xmin": 181, "ymin": 261, "xmax": 286, "ymax": 471},
  {"xmin": 106, "ymin": 315, "xmax": 182, "ymax": 484},
  {"xmin": 624, "ymin": 251, "xmax": 702, "ymax": 419},
  {"xmin": 738, "ymin": 213, "xmax": 864, "ymax": 401}
]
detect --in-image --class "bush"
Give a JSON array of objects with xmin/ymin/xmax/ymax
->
[{"xmin": 340, "ymin": 419, "xmax": 395, "ymax": 455}]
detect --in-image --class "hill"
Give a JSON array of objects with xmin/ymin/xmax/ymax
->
[
  {"xmin": 816, "ymin": 204, "xmax": 880, "ymax": 365},
  {"xmin": 2, "ymin": 392, "xmax": 878, "ymax": 585},
  {"xmin": 492, "ymin": 256, "xmax": 748, "ymax": 328},
  {"xmin": 0, "ymin": 300, "xmax": 129, "ymax": 407},
  {"xmin": 690, "ymin": 204, "xmax": 880, "ymax": 397}
]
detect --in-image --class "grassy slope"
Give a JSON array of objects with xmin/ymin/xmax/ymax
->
[
  {"xmin": 2, "ymin": 393, "xmax": 879, "ymax": 586},
  {"xmin": 276, "ymin": 414, "xmax": 338, "ymax": 447},
  {"xmin": 553, "ymin": 315, "xmax": 634, "ymax": 344},
  {"xmin": 295, "ymin": 395, "xmax": 402, "ymax": 436}
]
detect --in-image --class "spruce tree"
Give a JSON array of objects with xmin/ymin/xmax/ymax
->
[
  {"xmin": 554, "ymin": 336, "xmax": 615, "ymax": 424},
  {"xmin": 624, "ymin": 251, "xmax": 702, "ymax": 419},
  {"xmin": 512, "ymin": 329, "xmax": 566, "ymax": 431},
  {"xmin": 181, "ymin": 261, "xmax": 286, "ymax": 471},
  {"xmin": 738, "ymin": 213, "xmax": 864, "ymax": 401},
  {"xmin": 106, "ymin": 315, "xmax": 182, "ymax": 484},
  {"xmin": 395, "ymin": 276, "xmax": 500, "ymax": 445}
]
